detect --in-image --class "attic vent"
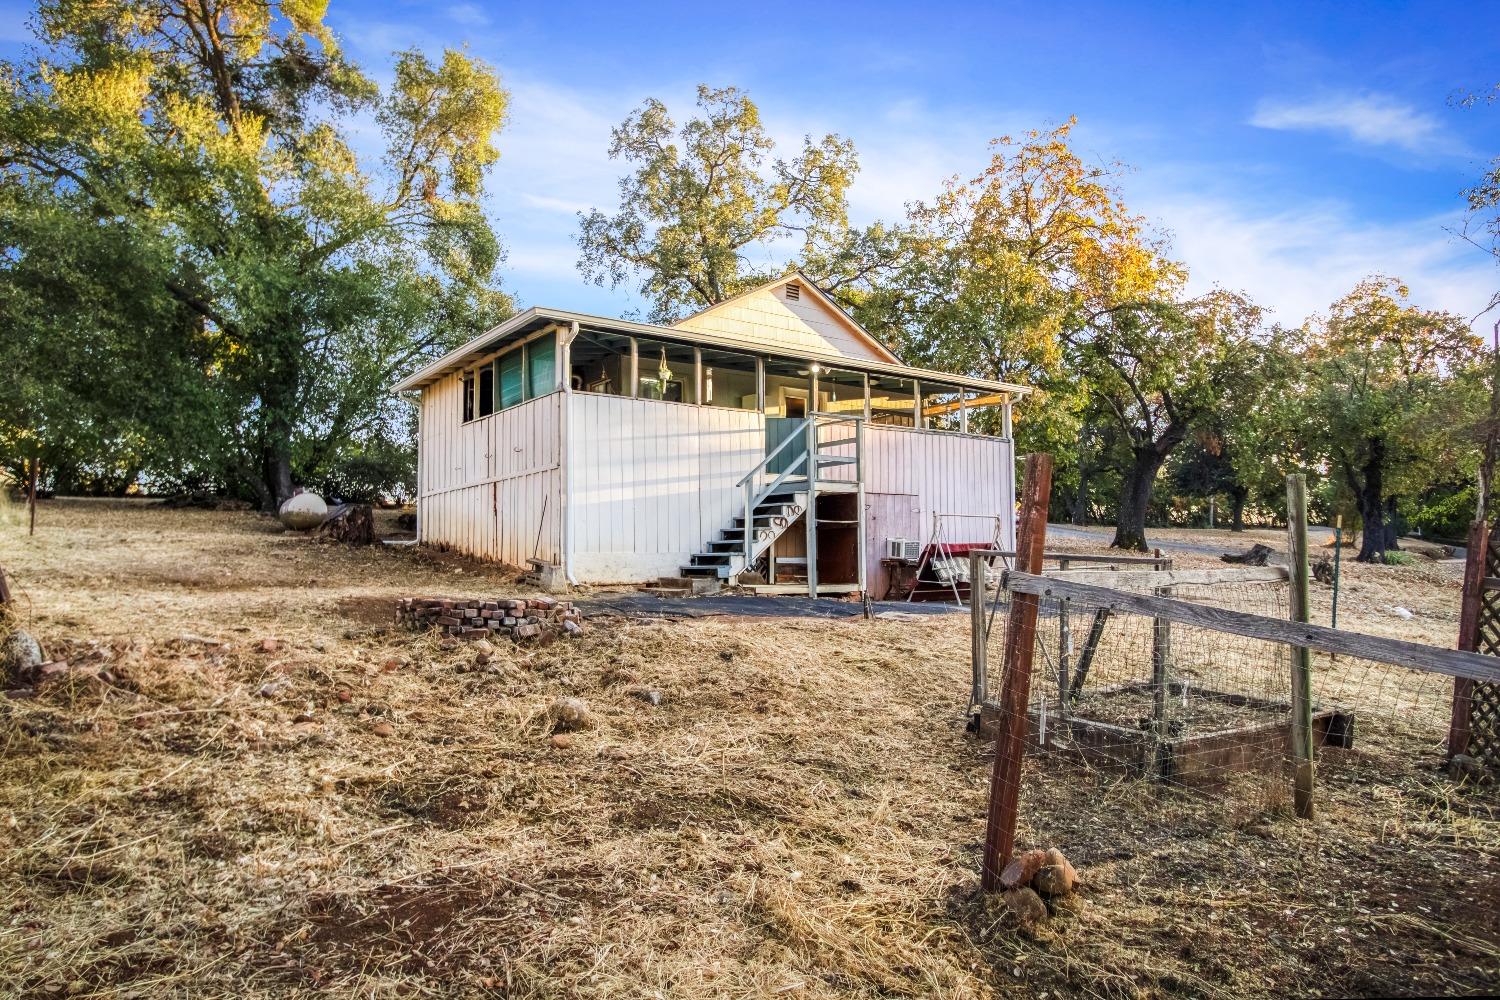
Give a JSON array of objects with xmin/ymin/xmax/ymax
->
[{"xmin": 785, "ymin": 282, "xmax": 801, "ymax": 301}]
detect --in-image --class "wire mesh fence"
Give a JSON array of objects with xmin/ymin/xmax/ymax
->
[{"xmin": 978, "ymin": 570, "xmax": 1458, "ymax": 809}]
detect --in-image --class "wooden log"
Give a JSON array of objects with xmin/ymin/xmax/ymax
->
[
  {"xmin": 1286, "ymin": 474, "xmax": 1315, "ymax": 819},
  {"xmin": 1449, "ymin": 518, "xmax": 1488, "ymax": 760},
  {"xmin": 982, "ymin": 453, "xmax": 1053, "ymax": 893},
  {"xmin": 1004, "ymin": 573, "xmax": 1500, "ymax": 684}
]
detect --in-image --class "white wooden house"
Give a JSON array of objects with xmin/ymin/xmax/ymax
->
[{"xmin": 392, "ymin": 273, "xmax": 1030, "ymax": 597}]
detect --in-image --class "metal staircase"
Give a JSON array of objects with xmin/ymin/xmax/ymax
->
[{"xmin": 675, "ymin": 413, "xmax": 864, "ymax": 596}]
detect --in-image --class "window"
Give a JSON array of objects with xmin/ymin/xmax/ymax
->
[
  {"xmin": 699, "ymin": 348, "xmax": 758, "ymax": 410},
  {"xmin": 569, "ymin": 330, "xmax": 632, "ymax": 396},
  {"xmin": 477, "ymin": 365, "xmax": 495, "ymax": 418},
  {"xmin": 763, "ymin": 356, "xmax": 812, "ymax": 418},
  {"xmin": 497, "ymin": 349, "xmax": 524, "ymax": 410},
  {"xmin": 816, "ymin": 367, "xmax": 867, "ymax": 416},
  {"xmin": 462, "ymin": 372, "xmax": 475, "ymax": 422},
  {"xmin": 526, "ymin": 333, "xmax": 557, "ymax": 398},
  {"xmin": 869, "ymin": 375, "xmax": 917, "ymax": 426},
  {"xmin": 635, "ymin": 338, "xmax": 697, "ymax": 403},
  {"xmin": 921, "ymin": 384, "xmax": 964, "ymax": 431}
]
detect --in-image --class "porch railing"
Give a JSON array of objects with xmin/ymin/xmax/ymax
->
[{"xmin": 735, "ymin": 413, "xmax": 864, "ymax": 568}]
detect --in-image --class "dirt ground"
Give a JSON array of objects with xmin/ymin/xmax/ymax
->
[{"xmin": 0, "ymin": 499, "xmax": 1495, "ymax": 998}]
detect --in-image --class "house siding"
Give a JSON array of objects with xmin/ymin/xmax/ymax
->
[
  {"xmin": 673, "ymin": 286, "xmax": 892, "ymax": 364},
  {"xmin": 416, "ymin": 372, "xmax": 563, "ymax": 566}
]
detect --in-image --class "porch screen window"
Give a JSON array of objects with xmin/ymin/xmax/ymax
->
[
  {"xmin": 569, "ymin": 331, "xmax": 632, "ymax": 396},
  {"xmin": 698, "ymin": 348, "xmax": 757, "ymax": 410},
  {"xmin": 462, "ymin": 372, "xmax": 475, "ymax": 422},
  {"xmin": 635, "ymin": 338, "xmax": 697, "ymax": 403},
  {"xmin": 497, "ymin": 349, "xmax": 524, "ymax": 410},
  {"xmin": 869, "ymin": 375, "xmax": 917, "ymax": 426},
  {"xmin": 526, "ymin": 333, "xmax": 557, "ymax": 398},
  {"xmin": 816, "ymin": 367, "xmax": 867, "ymax": 417},
  {"xmin": 920, "ymin": 384, "xmax": 964, "ymax": 431}
]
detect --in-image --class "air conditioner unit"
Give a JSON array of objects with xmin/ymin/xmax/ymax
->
[{"xmin": 885, "ymin": 537, "xmax": 921, "ymax": 563}]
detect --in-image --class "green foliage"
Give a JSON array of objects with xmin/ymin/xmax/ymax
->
[
  {"xmin": 577, "ymin": 85, "xmax": 863, "ymax": 323},
  {"xmin": 0, "ymin": 1, "xmax": 513, "ymax": 508},
  {"xmin": 1381, "ymin": 550, "xmax": 1417, "ymax": 566},
  {"xmin": 1296, "ymin": 277, "xmax": 1483, "ymax": 559}
]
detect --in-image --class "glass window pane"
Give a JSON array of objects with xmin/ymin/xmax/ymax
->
[
  {"xmin": 462, "ymin": 373, "xmax": 475, "ymax": 422},
  {"xmin": 497, "ymin": 350, "xmax": 524, "ymax": 409},
  {"xmin": 869, "ymin": 375, "xmax": 916, "ymax": 426},
  {"xmin": 569, "ymin": 330, "xmax": 632, "ymax": 396},
  {"xmin": 636, "ymin": 339, "xmax": 697, "ymax": 403},
  {"xmin": 477, "ymin": 366, "xmax": 495, "ymax": 417},
  {"xmin": 526, "ymin": 333, "xmax": 556, "ymax": 399},
  {"xmin": 699, "ymin": 348, "xmax": 758, "ymax": 410}
]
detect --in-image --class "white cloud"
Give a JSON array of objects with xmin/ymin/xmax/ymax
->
[
  {"xmin": 445, "ymin": 4, "xmax": 490, "ymax": 28},
  {"xmin": 1135, "ymin": 190, "xmax": 1495, "ymax": 327},
  {"xmin": 1250, "ymin": 92, "xmax": 1464, "ymax": 156}
]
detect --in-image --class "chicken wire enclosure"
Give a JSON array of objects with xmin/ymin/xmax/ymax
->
[{"xmin": 976, "ymin": 568, "xmax": 1357, "ymax": 793}]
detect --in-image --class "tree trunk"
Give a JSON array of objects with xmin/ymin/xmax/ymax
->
[
  {"xmin": 1112, "ymin": 448, "xmax": 1168, "ymax": 551},
  {"xmin": 1229, "ymin": 486, "xmax": 1247, "ymax": 532},
  {"xmin": 1355, "ymin": 440, "xmax": 1388, "ymax": 562},
  {"xmin": 27, "ymin": 458, "xmax": 39, "ymax": 536},
  {"xmin": 1071, "ymin": 458, "xmax": 1089, "ymax": 525}
]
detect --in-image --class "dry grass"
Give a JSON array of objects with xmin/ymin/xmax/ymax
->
[{"xmin": 0, "ymin": 499, "xmax": 1495, "ymax": 998}]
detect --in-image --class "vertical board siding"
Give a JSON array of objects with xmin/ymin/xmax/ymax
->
[
  {"xmin": 864, "ymin": 425, "xmax": 1016, "ymax": 551},
  {"xmin": 416, "ymin": 372, "xmax": 562, "ymax": 566},
  {"xmin": 568, "ymin": 395, "xmax": 764, "ymax": 582},
  {"xmin": 418, "ymin": 380, "xmax": 1016, "ymax": 583}
]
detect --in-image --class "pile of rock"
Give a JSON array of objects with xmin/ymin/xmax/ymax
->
[
  {"xmin": 396, "ymin": 596, "xmax": 582, "ymax": 642},
  {"xmin": 1000, "ymin": 846, "xmax": 1080, "ymax": 928}
]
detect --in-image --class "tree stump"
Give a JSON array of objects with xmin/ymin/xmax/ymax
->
[
  {"xmin": 1221, "ymin": 543, "xmax": 1274, "ymax": 566},
  {"xmin": 319, "ymin": 503, "xmax": 375, "ymax": 545}
]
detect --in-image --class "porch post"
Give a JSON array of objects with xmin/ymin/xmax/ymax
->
[
  {"xmin": 913, "ymin": 379, "xmax": 923, "ymax": 429},
  {"xmin": 960, "ymin": 393, "xmax": 969, "ymax": 434},
  {"xmin": 756, "ymin": 357, "xmax": 766, "ymax": 412},
  {"xmin": 628, "ymin": 338, "xmax": 639, "ymax": 398},
  {"xmin": 1001, "ymin": 395, "xmax": 1013, "ymax": 439}
]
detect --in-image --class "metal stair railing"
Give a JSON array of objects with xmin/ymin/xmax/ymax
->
[{"xmin": 734, "ymin": 414, "xmax": 864, "ymax": 569}]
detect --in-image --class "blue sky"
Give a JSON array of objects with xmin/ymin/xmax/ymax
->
[{"xmin": 3, "ymin": 0, "xmax": 1498, "ymax": 328}]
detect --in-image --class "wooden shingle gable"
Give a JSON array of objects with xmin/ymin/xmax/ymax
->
[{"xmin": 672, "ymin": 272, "xmax": 901, "ymax": 365}]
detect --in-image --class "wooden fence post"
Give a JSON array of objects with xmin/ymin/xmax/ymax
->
[
  {"xmin": 0, "ymin": 564, "xmax": 11, "ymax": 608},
  {"xmin": 982, "ymin": 453, "xmax": 1053, "ymax": 892},
  {"xmin": 1449, "ymin": 518, "xmax": 1488, "ymax": 760},
  {"xmin": 1286, "ymin": 474, "xmax": 1315, "ymax": 819}
]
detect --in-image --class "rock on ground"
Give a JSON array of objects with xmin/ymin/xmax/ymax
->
[
  {"xmin": 1, "ymin": 629, "xmax": 44, "ymax": 686},
  {"xmin": 1003, "ymin": 886, "xmax": 1048, "ymax": 928}
]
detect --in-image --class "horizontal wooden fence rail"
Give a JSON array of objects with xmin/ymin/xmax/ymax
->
[
  {"xmin": 1004, "ymin": 571, "xmax": 1500, "ymax": 685},
  {"xmin": 1041, "ymin": 566, "xmax": 1288, "ymax": 588}
]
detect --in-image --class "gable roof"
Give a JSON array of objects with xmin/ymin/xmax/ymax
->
[{"xmin": 671, "ymin": 271, "xmax": 903, "ymax": 365}]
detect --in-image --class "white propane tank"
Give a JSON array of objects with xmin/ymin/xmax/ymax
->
[{"xmin": 278, "ymin": 492, "xmax": 328, "ymax": 531}]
